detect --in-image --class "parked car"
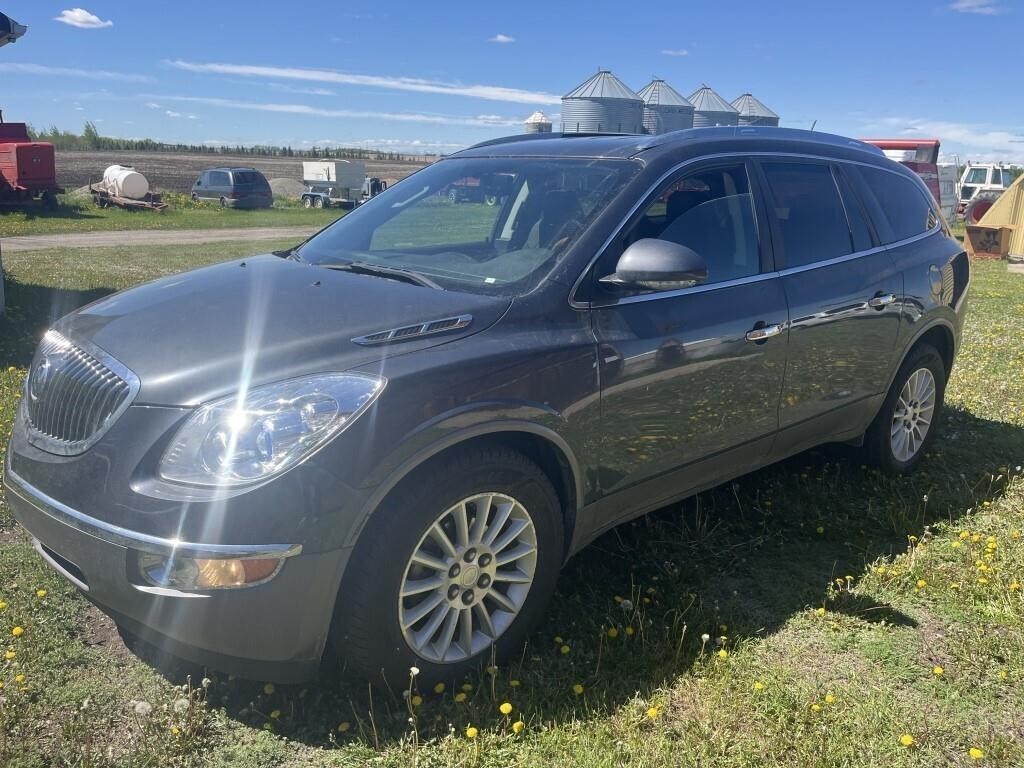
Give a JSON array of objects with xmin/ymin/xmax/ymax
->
[
  {"xmin": 191, "ymin": 167, "xmax": 272, "ymax": 209},
  {"xmin": 5, "ymin": 128, "xmax": 969, "ymax": 688}
]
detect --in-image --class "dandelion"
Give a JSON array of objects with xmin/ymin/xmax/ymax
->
[
  {"xmin": 1012, "ymin": 530, "xmax": 1021, "ymax": 540},
  {"xmin": 607, "ymin": 627, "xmax": 619, "ymax": 638},
  {"xmin": 613, "ymin": 595, "xmax": 623, "ymax": 603},
  {"xmin": 816, "ymin": 526, "xmax": 824, "ymax": 534},
  {"xmin": 810, "ymin": 703, "xmax": 821, "ymax": 712},
  {"xmin": 270, "ymin": 709, "xmax": 281, "ymax": 719},
  {"xmin": 625, "ymin": 626, "xmax": 635, "ymax": 636},
  {"xmin": 900, "ymin": 734, "xmax": 915, "ymax": 747},
  {"xmin": 133, "ymin": 700, "xmax": 153, "ymax": 717},
  {"xmin": 499, "ymin": 702, "xmax": 512, "ymax": 715},
  {"xmin": 510, "ymin": 679, "xmax": 521, "ymax": 688},
  {"xmin": 815, "ymin": 607, "xmax": 826, "ymax": 617},
  {"xmin": 4, "ymin": 650, "xmax": 14, "ymax": 661},
  {"xmin": 465, "ymin": 726, "xmax": 478, "ymax": 739},
  {"xmin": 512, "ymin": 720, "xmax": 525, "ymax": 734},
  {"xmin": 454, "ymin": 692, "xmax": 467, "ymax": 703},
  {"xmin": 173, "ymin": 699, "xmax": 189, "ymax": 714},
  {"xmin": 201, "ymin": 677, "xmax": 212, "ymax": 689},
  {"xmin": 554, "ymin": 635, "xmax": 563, "ymax": 644},
  {"xmin": 998, "ymin": 670, "xmax": 1008, "ymax": 680},
  {"xmin": 263, "ymin": 683, "xmax": 275, "ymax": 695},
  {"xmin": 560, "ymin": 644, "xmax": 571, "ymax": 655},
  {"xmin": 35, "ymin": 589, "xmax": 47, "ymax": 599},
  {"xmin": 411, "ymin": 695, "xmax": 422, "ymax": 707},
  {"xmin": 932, "ymin": 666, "xmax": 944, "ymax": 677},
  {"xmin": 824, "ymin": 693, "xmax": 836, "ymax": 704},
  {"xmin": 969, "ymin": 747, "xmax": 985, "ymax": 760},
  {"xmin": 959, "ymin": 531, "xmax": 970, "ymax": 540},
  {"xmin": 1010, "ymin": 582, "xmax": 1020, "ymax": 592},
  {"xmin": 409, "ymin": 666, "xmax": 420, "ymax": 677},
  {"xmin": 14, "ymin": 674, "xmax": 25, "ymax": 684},
  {"xmin": 700, "ymin": 633, "xmax": 710, "ymax": 643},
  {"xmin": 461, "ymin": 682, "xmax": 473, "ymax": 692},
  {"xmin": 572, "ymin": 683, "xmax": 584, "ymax": 695},
  {"xmin": 337, "ymin": 721, "xmax": 351, "ymax": 733},
  {"xmin": 646, "ymin": 706, "xmax": 661, "ymax": 719},
  {"xmin": 752, "ymin": 681, "xmax": 765, "ymax": 692},
  {"xmin": 717, "ymin": 649, "xmax": 728, "ymax": 660},
  {"xmin": 875, "ymin": 565, "xmax": 888, "ymax": 575},
  {"xmin": 433, "ymin": 682, "xmax": 445, "ymax": 694},
  {"xmin": 11, "ymin": 626, "xmax": 24, "ymax": 638},
  {"xmin": 621, "ymin": 600, "xmax": 634, "ymax": 611},
  {"xmin": 916, "ymin": 579, "xmax": 927, "ymax": 589},
  {"xmin": 0, "ymin": 601, "xmax": 6, "ymax": 610},
  {"xmin": 971, "ymin": 534, "xmax": 981, "ymax": 543}
]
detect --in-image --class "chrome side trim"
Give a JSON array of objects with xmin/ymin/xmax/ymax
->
[
  {"xmin": 570, "ymin": 150, "xmax": 942, "ymax": 309},
  {"xmin": 352, "ymin": 314, "xmax": 472, "ymax": 346},
  {"xmin": 3, "ymin": 463, "xmax": 302, "ymax": 561}
]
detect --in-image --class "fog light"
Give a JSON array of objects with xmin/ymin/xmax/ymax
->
[{"xmin": 139, "ymin": 553, "xmax": 281, "ymax": 589}]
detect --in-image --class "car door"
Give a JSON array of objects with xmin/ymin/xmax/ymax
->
[
  {"xmin": 757, "ymin": 159, "xmax": 902, "ymax": 454},
  {"xmin": 582, "ymin": 159, "xmax": 789, "ymax": 530}
]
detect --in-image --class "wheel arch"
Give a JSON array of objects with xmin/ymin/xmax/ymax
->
[{"xmin": 346, "ymin": 423, "xmax": 583, "ymax": 559}]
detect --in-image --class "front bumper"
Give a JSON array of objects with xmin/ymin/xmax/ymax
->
[{"xmin": 3, "ymin": 463, "xmax": 350, "ymax": 683}]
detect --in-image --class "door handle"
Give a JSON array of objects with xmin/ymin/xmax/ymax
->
[
  {"xmin": 868, "ymin": 293, "xmax": 896, "ymax": 309},
  {"xmin": 745, "ymin": 323, "xmax": 784, "ymax": 342}
]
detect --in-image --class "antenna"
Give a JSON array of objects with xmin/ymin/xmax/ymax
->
[{"xmin": 810, "ymin": 120, "xmax": 817, "ymax": 132}]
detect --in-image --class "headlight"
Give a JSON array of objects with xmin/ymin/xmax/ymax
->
[{"xmin": 158, "ymin": 373, "xmax": 384, "ymax": 487}]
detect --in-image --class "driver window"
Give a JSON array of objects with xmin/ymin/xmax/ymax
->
[{"xmin": 613, "ymin": 163, "xmax": 760, "ymax": 286}]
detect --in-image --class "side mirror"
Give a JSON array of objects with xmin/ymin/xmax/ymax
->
[{"xmin": 600, "ymin": 238, "xmax": 708, "ymax": 291}]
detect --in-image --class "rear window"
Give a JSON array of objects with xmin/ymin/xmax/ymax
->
[
  {"xmin": 232, "ymin": 171, "xmax": 267, "ymax": 186},
  {"xmin": 853, "ymin": 165, "xmax": 934, "ymax": 244},
  {"xmin": 760, "ymin": 162, "xmax": 853, "ymax": 268}
]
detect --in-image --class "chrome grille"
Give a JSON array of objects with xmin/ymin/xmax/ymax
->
[{"xmin": 24, "ymin": 330, "xmax": 139, "ymax": 456}]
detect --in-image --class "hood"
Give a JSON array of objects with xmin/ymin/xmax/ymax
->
[{"xmin": 54, "ymin": 255, "xmax": 510, "ymax": 406}]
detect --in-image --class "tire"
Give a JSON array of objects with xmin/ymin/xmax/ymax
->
[
  {"xmin": 313, "ymin": 196, "xmax": 324, "ymax": 209},
  {"xmin": 332, "ymin": 448, "xmax": 564, "ymax": 687},
  {"xmin": 448, "ymin": 189, "xmax": 459, "ymax": 204},
  {"xmin": 302, "ymin": 196, "xmax": 313, "ymax": 209},
  {"xmin": 864, "ymin": 343, "xmax": 946, "ymax": 474},
  {"xmin": 963, "ymin": 191, "xmax": 1001, "ymax": 225},
  {"xmin": 219, "ymin": 197, "xmax": 227, "ymax": 208},
  {"xmin": 191, "ymin": 193, "xmax": 199, "ymax": 203},
  {"xmin": 484, "ymin": 194, "xmax": 498, "ymax": 207}
]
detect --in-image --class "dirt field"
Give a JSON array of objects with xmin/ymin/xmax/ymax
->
[{"xmin": 55, "ymin": 150, "xmax": 432, "ymax": 194}]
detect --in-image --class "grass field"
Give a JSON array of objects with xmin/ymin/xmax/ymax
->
[
  {"xmin": 0, "ymin": 247, "xmax": 1021, "ymax": 767},
  {"xmin": 0, "ymin": 195, "xmax": 342, "ymax": 238}
]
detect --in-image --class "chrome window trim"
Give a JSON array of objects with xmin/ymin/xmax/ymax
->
[
  {"xmin": 569, "ymin": 150, "xmax": 942, "ymax": 309},
  {"xmin": 24, "ymin": 330, "xmax": 142, "ymax": 456},
  {"xmin": 3, "ymin": 461, "xmax": 302, "ymax": 561}
]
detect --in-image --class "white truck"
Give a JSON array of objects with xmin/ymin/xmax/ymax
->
[
  {"xmin": 301, "ymin": 160, "xmax": 366, "ymax": 209},
  {"xmin": 958, "ymin": 163, "xmax": 1013, "ymax": 224}
]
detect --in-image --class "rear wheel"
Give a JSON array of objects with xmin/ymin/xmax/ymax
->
[
  {"xmin": 313, "ymin": 196, "xmax": 324, "ymax": 209},
  {"xmin": 191, "ymin": 192, "xmax": 199, "ymax": 203},
  {"xmin": 302, "ymin": 196, "xmax": 313, "ymax": 209},
  {"xmin": 331, "ymin": 448, "xmax": 563, "ymax": 687},
  {"xmin": 864, "ymin": 344, "xmax": 946, "ymax": 473},
  {"xmin": 219, "ymin": 197, "xmax": 227, "ymax": 208}
]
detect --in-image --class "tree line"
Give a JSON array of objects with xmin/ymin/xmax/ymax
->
[{"xmin": 25, "ymin": 122, "xmax": 431, "ymax": 161}]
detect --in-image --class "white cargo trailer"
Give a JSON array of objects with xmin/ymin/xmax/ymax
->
[{"xmin": 301, "ymin": 160, "xmax": 365, "ymax": 199}]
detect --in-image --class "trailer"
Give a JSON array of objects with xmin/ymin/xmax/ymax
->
[
  {"xmin": 89, "ymin": 183, "xmax": 168, "ymax": 212},
  {"xmin": 301, "ymin": 160, "xmax": 366, "ymax": 207},
  {"xmin": 0, "ymin": 118, "xmax": 62, "ymax": 209}
]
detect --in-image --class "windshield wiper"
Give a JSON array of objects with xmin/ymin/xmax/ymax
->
[{"xmin": 323, "ymin": 261, "xmax": 443, "ymax": 290}]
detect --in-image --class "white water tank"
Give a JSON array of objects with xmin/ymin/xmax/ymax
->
[{"xmin": 101, "ymin": 165, "xmax": 149, "ymax": 199}]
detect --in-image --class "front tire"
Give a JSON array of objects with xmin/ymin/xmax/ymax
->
[
  {"xmin": 331, "ymin": 448, "xmax": 563, "ymax": 687},
  {"xmin": 865, "ymin": 344, "xmax": 946, "ymax": 473}
]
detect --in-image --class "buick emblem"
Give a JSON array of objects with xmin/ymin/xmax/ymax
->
[{"xmin": 29, "ymin": 353, "xmax": 62, "ymax": 401}]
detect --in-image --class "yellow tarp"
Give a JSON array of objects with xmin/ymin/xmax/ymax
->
[{"xmin": 979, "ymin": 172, "xmax": 1024, "ymax": 258}]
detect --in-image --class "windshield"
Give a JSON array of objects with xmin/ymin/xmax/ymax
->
[{"xmin": 295, "ymin": 156, "xmax": 640, "ymax": 295}]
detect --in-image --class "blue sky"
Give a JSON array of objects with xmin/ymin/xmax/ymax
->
[{"xmin": 1, "ymin": 0, "xmax": 1021, "ymax": 160}]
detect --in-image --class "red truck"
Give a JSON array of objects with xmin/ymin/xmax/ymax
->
[
  {"xmin": 862, "ymin": 138, "xmax": 957, "ymax": 222},
  {"xmin": 0, "ymin": 118, "xmax": 62, "ymax": 209}
]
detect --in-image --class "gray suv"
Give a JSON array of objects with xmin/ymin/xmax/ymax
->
[{"xmin": 4, "ymin": 128, "xmax": 969, "ymax": 687}]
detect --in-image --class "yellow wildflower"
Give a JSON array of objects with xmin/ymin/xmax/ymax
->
[
  {"xmin": 337, "ymin": 721, "xmax": 351, "ymax": 732},
  {"xmin": 270, "ymin": 709, "xmax": 281, "ymax": 719},
  {"xmin": 4, "ymin": 650, "xmax": 14, "ymax": 661},
  {"xmin": 607, "ymin": 627, "xmax": 619, "ymax": 638},
  {"xmin": 969, "ymin": 747, "xmax": 985, "ymax": 760},
  {"xmin": 717, "ymin": 649, "xmax": 728, "ymax": 659},
  {"xmin": 916, "ymin": 579, "xmax": 927, "ymax": 589},
  {"xmin": 11, "ymin": 627, "xmax": 24, "ymax": 638},
  {"xmin": 36, "ymin": 590, "xmax": 47, "ymax": 599},
  {"xmin": 499, "ymin": 702, "xmax": 512, "ymax": 716},
  {"xmin": 824, "ymin": 693, "xmax": 836, "ymax": 704},
  {"xmin": 815, "ymin": 607, "xmax": 826, "ymax": 617},
  {"xmin": 572, "ymin": 683, "xmax": 584, "ymax": 695},
  {"xmin": 900, "ymin": 734, "xmax": 915, "ymax": 747},
  {"xmin": 454, "ymin": 692, "xmax": 467, "ymax": 703},
  {"xmin": 512, "ymin": 720, "xmax": 525, "ymax": 733},
  {"xmin": 410, "ymin": 695, "xmax": 422, "ymax": 707},
  {"xmin": 0, "ymin": 601, "xmax": 6, "ymax": 610},
  {"xmin": 625, "ymin": 626, "xmax": 635, "ymax": 636},
  {"xmin": 646, "ymin": 706, "xmax": 661, "ymax": 719},
  {"xmin": 465, "ymin": 726, "xmax": 478, "ymax": 739},
  {"xmin": 560, "ymin": 644, "xmax": 571, "ymax": 655},
  {"xmin": 263, "ymin": 683, "xmax": 275, "ymax": 695},
  {"xmin": 933, "ymin": 666, "xmax": 944, "ymax": 677},
  {"xmin": 510, "ymin": 679, "xmax": 521, "ymax": 687},
  {"xmin": 433, "ymin": 682, "xmax": 445, "ymax": 694},
  {"xmin": 461, "ymin": 682, "xmax": 473, "ymax": 692},
  {"xmin": 810, "ymin": 703, "xmax": 821, "ymax": 712},
  {"xmin": 752, "ymin": 681, "xmax": 765, "ymax": 691},
  {"xmin": 14, "ymin": 674, "xmax": 25, "ymax": 684}
]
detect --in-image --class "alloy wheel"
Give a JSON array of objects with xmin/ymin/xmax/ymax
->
[
  {"xmin": 890, "ymin": 367, "xmax": 936, "ymax": 462},
  {"xmin": 398, "ymin": 492, "xmax": 538, "ymax": 663}
]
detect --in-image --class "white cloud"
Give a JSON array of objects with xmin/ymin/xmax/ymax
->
[
  {"xmin": 153, "ymin": 95, "xmax": 523, "ymax": 127},
  {"xmin": 661, "ymin": 48, "xmax": 689, "ymax": 56},
  {"xmin": 165, "ymin": 60, "xmax": 560, "ymax": 105},
  {"xmin": 488, "ymin": 34, "xmax": 515, "ymax": 43},
  {"xmin": 866, "ymin": 116, "xmax": 1024, "ymax": 162},
  {"xmin": 145, "ymin": 102, "xmax": 162, "ymax": 109},
  {"xmin": 949, "ymin": 0, "xmax": 1003, "ymax": 13},
  {"xmin": 0, "ymin": 62, "xmax": 152, "ymax": 82},
  {"xmin": 54, "ymin": 8, "xmax": 113, "ymax": 28},
  {"xmin": 164, "ymin": 109, "xmax": 198, "ymax": 119},
  {"xmin": 268, "ymin": 83, "xmax": 336, "ymax": 96}
]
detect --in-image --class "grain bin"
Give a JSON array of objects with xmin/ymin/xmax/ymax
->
[
  {"xmin": 637, "ymin": 79, "xmax": 694, "ymax": 134},
  {"xmin": 732, "ymin": 93, "xmax": 779, "ymax": 127},
  {"xmin": 562, "ymin": 70, "xmax": 643, "ymax": 135},
  {"xmin": 688, "ymin": 85, "xmax": 739, "ymax": 128},
  {"xmin": 524, "ymin": 110, "xmax": 553, "ymax": 134}
]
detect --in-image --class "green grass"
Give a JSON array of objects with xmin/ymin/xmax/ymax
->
[
  {"xmin": 0, "ymin": 251, "xmax": 1022, "ymax": 766},
  {"xmin": 0, "ymin": 194, "xmax": 342, "ymax": 238}
]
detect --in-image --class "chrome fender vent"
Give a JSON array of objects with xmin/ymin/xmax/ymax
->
[{"xmin": 352, "ymin": 315, "xmax": 472, "ymax": 346}]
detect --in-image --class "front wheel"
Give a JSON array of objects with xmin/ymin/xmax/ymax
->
[
  {"xmin": 331, "ymin": 449, "xmax": 563, "ymax": 687},
  {"xmin": 302, "ymin": 196, "xmax": 313, "ymax": 209},
  {"xmin": 864, "ymin": 344, "xmax": 946, "ymax": 473}
]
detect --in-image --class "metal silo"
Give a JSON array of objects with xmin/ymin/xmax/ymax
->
[
  {"xmin": 637, "ymin": 79, "xmax": 694, "ymax": 134},
  {"xmin": 732, "ymin": 93, "xmax": 779, "ymax": 127},
  {"xmin": 523, "ymin": 110, "xmax": 553, "ymax": 134},
  {"xmin": 688, "ymin": 85, "xmax": 739, "ymax": 128},
  {"xmin": 561, "ymin": 70, "xmax": 643, "ymax": 135}
]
